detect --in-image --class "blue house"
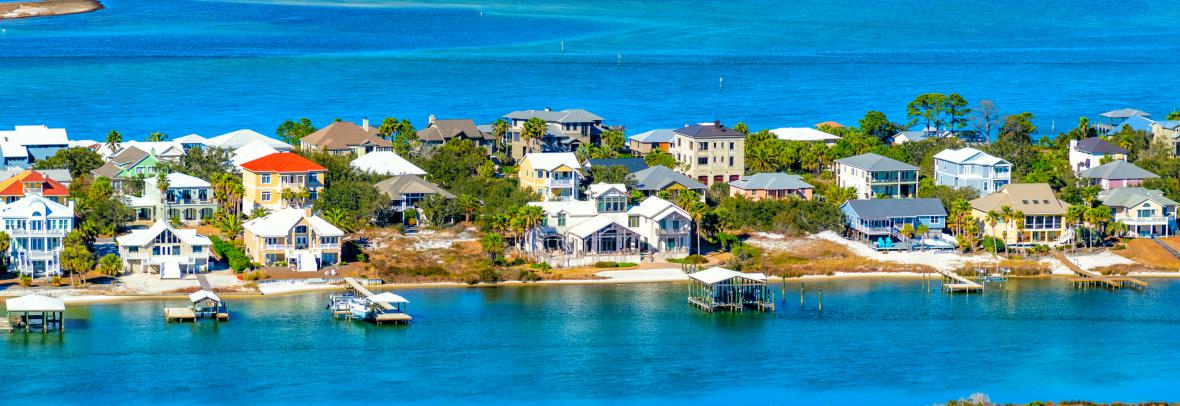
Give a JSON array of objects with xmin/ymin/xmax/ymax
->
[
  {"xmin": 932, "ymin": 147, "xmax": 1012, "ymax": 194},
  {"xmin": 0, "ymin": 125, "xmax": 70, "ymax": 168},
  {"xmin": 841, "ymin": 198, "xmax": 949, "ymax": 250}
]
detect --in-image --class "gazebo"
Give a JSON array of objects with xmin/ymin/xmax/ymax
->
[
  {"xmin": 687, "ymin": 267, "xmax": 775, "ymax": 312},
  {"xmin": 5, "ymin": 294, "xmax": 66, "ymax": 332}
]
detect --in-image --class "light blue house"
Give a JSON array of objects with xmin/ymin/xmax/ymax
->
[
  {"xmin": 840, "ymin": 198, "xmax": 948, "ymax": 250},
  {"xmin": 0, "ymin": 125, "xmax": 71, "ymax": 168},
  {"xmin": 932, "ymin": 147, "xmax": 1012, "ymax": 194}
]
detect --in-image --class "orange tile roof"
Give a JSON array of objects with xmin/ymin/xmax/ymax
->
[
  {"xmin": 0, "ymin": 170, "xmax": 70, "ymax": 197},
  {"xmin": 239, "ymin": 152, "xmax": 326, "ymax": 173}
]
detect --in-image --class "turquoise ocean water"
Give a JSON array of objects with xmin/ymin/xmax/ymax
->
[
  {"xmin": 4, "ymin": 279, "xmax": 1180, "ymax": 404},
  {"xmin": 1, "ymin": 0, "xmax": 1179, "ymax": 137}
]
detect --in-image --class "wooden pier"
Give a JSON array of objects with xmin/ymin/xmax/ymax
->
[
  {"xmin": 1054, "ymin": 252, "xmax": 1146, "ymax": 290},
  {"xmin": 339, "ymin": 277, "xmax": 412, "ymax": 324},
  {"xmin": 930, "ymin": 268, "xmax": 983, "ymax": 293},
  {"xmin": 165, "ymin": 275, "xmax": 230, "ymax": 322},
  {"xmin": 686, "ymin": 267, "xmax": 775, "ymax": 312}
]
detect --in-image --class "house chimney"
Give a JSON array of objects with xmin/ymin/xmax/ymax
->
[
  {"xmin": 1069, "ymin": 139, "xmax": 1078, "ymax": 150},
  {"xmin": 304, "ymin": 205, "xmax": 314, "ymax": 218},
  {"xmin": 713, "ymin": 120, "xmax": 721, "ymax": 128},
  {"xmin": 362, "ymin": 117, "xmax": 370, "ymax": 131},
  {"xmin": 428, "ymin": 114, "xmax": 436, "ymax": 125}
]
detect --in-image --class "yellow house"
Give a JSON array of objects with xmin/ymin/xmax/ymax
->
[
  {"xmin": 970, "ymin": 183, "xmax": 1067, "ymax": 246},
  {"xmin": 243, "ymin": 207, "xmax": 344, "ymax": 270},
  {"xmin": 239, "ymin": 152, "xmax": 326, "ymax": 212},
  {"xmin": 518, "ymin": 152, "xmax": 583, "ymax": 201}
]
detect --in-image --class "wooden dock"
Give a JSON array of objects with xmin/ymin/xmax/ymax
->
[
  {"xmin": 164, "ymin": 307, "xmax": 197, "ymax": 322},
  {"xmin": 930, "ymin": 268, "xmax": 983, "ymax": 293},
  {"xmin": 1054, "ymin": 252, "xmax": 1146, "ymax": 290},
  {"xmin": 0, "ymin": 317, "xmax": 11, "ymax": 332},
  {"xmin": 342, "ymin": 277, "xmax": 412, "ymax": 324}
]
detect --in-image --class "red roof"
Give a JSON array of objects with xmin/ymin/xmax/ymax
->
[
  {"xmin": 239, "ymin": 152, "xmax": 326, "ymax": 173},
  {"xmin": 0, "ymin": 170, "xmax": 70, "ymax": 197}
]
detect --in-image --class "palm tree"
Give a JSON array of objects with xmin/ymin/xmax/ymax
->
[
  {"xmin": 915, "ymin": 224, "xmax": 929, "ymax": 241},
  {"xmin": 98, "ymin": 253, "xmax": 122, "ymax": 277},
  {"xmin": 1065, "ymin": 204, "xmax": 1086, "ymax": 254},
  {"xmin": 105, "ymin": 130, "xmax": 123, "ymax": 153},
  {"xmin": 521, "ymin": 117, "xmax": 547, "ymax": 154},
  {"xmin": 1085, "ymin": 206, "xmax": 1112, "ymax": 247},
  {"xmin": 1013, "ymin": 210, "xmax": 1026, "ymax": 251},
  {"xmin": 322, "ymin": 207, "xmax": 355, "ymax": 233},
  {"xmin": 985, "ymin": 210, "xmax": 1000, "ymax": 266},
  {"xmin": 214, "ymin": 212, "xmax": 243, "ymax": 239},
  {"xmin": 515, "ymin": 206, "xmax": 546, "ymax": 259},
  {"xmin": 456, "ymin": 194, "xmax": 479, "ymax": 222},
  {"xmin": 156, "ymin": 171, "xmax": 171, "ymax": 222},
  {"xmin": 745, "ymin": 142, "xmax": 778, "ymax": 174},
  {"xmin": 480, "ymin": 232, "xmax": 505, "ymax": 262},
  {"xmin": 146, "ymin": 131, "xmax": 168, "ymax": 142},
  {"xmin": 491, "ymin": 119, "xmax": 509, "ymax": 154},
  {"xmin": 998, "ymin": 206, "xmax": 1015, "ymax": 257}
]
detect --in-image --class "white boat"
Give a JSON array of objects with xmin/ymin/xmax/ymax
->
[{"xmin": 347, "ymin": 298, "xmax": 371, "ymax": 319}]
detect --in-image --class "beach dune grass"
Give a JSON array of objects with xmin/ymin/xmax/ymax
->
[{"xmin": 763, "ymin": 239, "xmax": 934, "ymax": 277}]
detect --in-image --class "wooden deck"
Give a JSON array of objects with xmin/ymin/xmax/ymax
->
[
  {"xmin": 0, "ymin": 317, "xmax": 11, "ymax": 332},
  {"xmin": 342, "ymin": 277, "xmax": 412, "ymax": 324},
  {"xmin": 1054, "ymin": 252, "xmax": 1146, "ymax": 290},
  {"xmin": 164, "ymin": 307, "xmax": 197, "ymax": 322},
  {"xmin": 930, "ymin": 268, "xmax": 984, "ymax": 293}
]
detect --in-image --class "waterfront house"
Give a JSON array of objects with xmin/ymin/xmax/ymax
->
[
  {"xmin": 1107, "ymin": 115, "xmax": 1156, "ymax": 135},
  {"xmin": 125, "ymin": 173, "xmax": 216, "ymax": 224},
  {"xmin": 1079, "ymin": 160, "xmax": 1159, "ymax": 190},
  {"xmin": 1098, "ymin": 187, "xmax": 1176, "ymax": 237},
  {"xmin": 0, "ymin": 170, "xmax": 70, "ymax": 205},
  {"xmin": 299, "ymin": 120, "xmax": 393, "ymax": 156},
  {"xmin": 770, "ymin": 127, "xmax": 841, "ymax": 145},
  {"xmin": 0, "ymin": 125, "xmax": 70, "ymax": 167},
  {"xmin": 970, "ymin": 183, "xmax": 1068, "ymax": 247},
  {"xmin": 628, "ymin": 165, "xmax": 707, "ymax": 199},
  {"xmin": 417, "ymin": 117, "xmax": 495, "ymax": 151},
  {"xmin": 239, "ymin": 152, "xmax": 326, "ymax": 212},
  {"xmin": 518, "ymin": 152, "xmax": 582, "ymax": 201},
  {"xmin": 669, "ymin": 121, "xmax": 745, "ymax": 186},
  {"xmin": 1150, "ymin": 120, "xmax": 1180, "ymax": 156},
  {"xmin": 0, "ymin": 195, "xmax": 74, "ymax": 278},
  {"xmin": 243, "ymin": 207, "xmax": 344, "ymax": 271},
  {"xmin": 833, "ymin": 153, "xmax": 919, "ymax": 199},
  {"xmin": 728, "ymin": 173, "xmax": 814, "ymax": 200},
  {"xmin": 91, "ymin": 146, "xmax": 159, "ymax": 191},
  {"xmin": 374, "ymin": 175, "xmax": 455, "ymax": 214},
  {"xmin": 933, "ymin": 147, "xmax": 1012, "ymax": 193},
  {"xmin": 628, "ymin": 129, "xmax": 675, "ymax": 153},
  {"xmin": 584, "ymin": 157, "xmax": 648, "ymax": 175},
  {"xmin": 840, "ymin": 198, "xmax": 949, "ymax": 250},
  {"xmin": 527, "ymin": 190, "xmax": 691, "ymax": 267},
  {"xmin": 1099, "ymin": 108, "xmax": 1151, "ymax": 128},
  {"xmin": 504, "ymin": 108, "xmax": 607, "ymax": 159},
  {"xmin": 205, "ymin": 129, "xmax": 293, "ymax": 151},
  {"xmin": 350, "ymin": 150, "xmax": 426, "ymax": 177},
  {"xmin": 1068, "ymin": 137, "xmax": 1127, "ymax": 173},
  {"xmin": 115, "ymin": 220, "xmax": 212, "ymax": 278},
  {"xmin": 891, "ymin": 126, "xmax": 951, "ymax": 145}
]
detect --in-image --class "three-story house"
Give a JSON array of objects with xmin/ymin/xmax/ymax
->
[
  {"xmin": 518, "ymin": 152, "xmax": 583, "ymax": 201},
  {"xmin": 243, "ymin": 207, "xmax": 344, "ymax": 271},
  {"xmin": 933, "ymin": 147, "xmax": 1012, "ymax": 193},
  {"xmin": 0, "ymin": 195, "xmax": 73, "ymax": 278},
  {"xmin": 239, "ymin": 152, "xmax": 326, "ymax": 212},
  {"xmin": 669, "ymin": 121, "xmax": 746, "ymax": 186},
  {"xmin": 834, "ymin": 153, "xmax": 919, "ymax": 199}
]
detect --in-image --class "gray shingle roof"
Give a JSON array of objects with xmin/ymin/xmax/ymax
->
[
  {"xmin": 504, "ymin": 109, "xmax": 602, "ymax": 123},
  {"xmin": 374, "ymin": 175, "xmax": 455, "ymax": 201},
  {"xmin": 629, "ymin": 165, "xmax": 706, "ymax": 191},
  {"xmin": 1098, "ymin": 187, "xmax": 1177, "ymax": 208},
  {"xmin": 673, "ymin": 122, "xmax": 744, "ymax": 138},
  {"xmin": 1099, "ymin": 108, "xmax": 1151, "ymax": 119},
  {"xmin": 1079, "ymin": 160, "xmax": 1158, "ymax": 180},
  {"xmin": 834, "ymin": 153, "xmax": 918, "ymax": 172},
  {"xmin": 417, "ymin": 119, "xmax": 491, "ymax": 142},
  {"xmin": 729, "ymin": 173, "xmax": 813, "ymax": 191},
  {"xmin": 629, "ymin": 129, "xmax": 676, "ymax": 144},
  {"xmin": 1073, "ymin": 137, "xmax": 1128, "ymax": 155},
  {"xmin": 844, "ymin": 198, "xmax": 946, "ymax": 220}
]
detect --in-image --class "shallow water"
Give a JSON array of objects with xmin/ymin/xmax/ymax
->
[
  {"xmin": 2, "ymin": 0, "xmax": 1179, "ymax": 137},
  {"xmin": 4, "ymin": 279, "xmax": 1180, "ymax": 404}
]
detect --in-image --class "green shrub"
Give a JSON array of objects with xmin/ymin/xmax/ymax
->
[
  {"xmin": 530, "ymin": 262, "xmax": 551, "ymax": 271},
  {"xmin": 517, "ymin": 270, "xmax": 541, "ymax": 282},
  {"xmin": 479, "ymin": 267, "xmax": 502, "ymax": 284},
  {"xmin": 669, "ymin": 254, "xmax": 708, "ymax": 264},
  {"xmin": 592, "ymin": 261, "xmax": 618, "ymax": 268}
]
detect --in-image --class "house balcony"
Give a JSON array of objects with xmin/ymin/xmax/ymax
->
[
  {"xmin": 7, "ymin": 229, "xmax": 69, "ymax": 238},
  {"xmin": 16, "ymin": 249, "xmax": 60, "ymax": 260},
  {"xmin": 1118, "ymin": 216, "xmax": 1171, "ymax": 225},
  {"xmin": 658, "ymin": 225, "xmax": 693, "ymax": 234},
  {"xmin": 546, "ymin": 178, "xmax": 577, "ymax": 187},
  {"xmin": 165, "ymin": 198, "xmax": 214, "ymax": 205},
  {"xmin": 851, "ymin": 224, "xmax": 893, "ymax": 235}
]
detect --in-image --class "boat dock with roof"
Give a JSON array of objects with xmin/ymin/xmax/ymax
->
[
  {"xmin": 687, "ymin": 267, "xmax": 775, "ymax": 312},
  {"xmin": 165, "ymin": 274, "xmax": 229, "ymax": 322},
  {"xmin": 4, "ymin": 294, "xmax": 66, "ymax": 333},
  {"xmin": 328, "ymin": 277, "xmax": 412, "ymax": 324}
]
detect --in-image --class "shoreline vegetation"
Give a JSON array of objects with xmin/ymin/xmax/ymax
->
[{"xmin": 0, "ymin": 0, "xmax": 102, "ymax": 20}]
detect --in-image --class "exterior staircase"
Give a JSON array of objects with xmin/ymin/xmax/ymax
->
[{"xmin": 1150, "ymin": 237, "xmax": 1180, "ymax": 261}]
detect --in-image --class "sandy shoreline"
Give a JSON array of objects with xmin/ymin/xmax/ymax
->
[{"xmin": 0, "ymin": 0, "xmax": 102, "ymax": 20}]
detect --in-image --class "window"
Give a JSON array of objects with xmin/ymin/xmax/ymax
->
[
  {"xmin": 698, "ymin": 157, "xmax": 708, "ymax": 165},
  {"xmin": 193, "ymin": 246, "xmax": 204, "ymax": 253},
  {"xmin": 261, "ymin": 191, "xmax": 271, "ymax": 202},
  {"xmin": 729, "ymin": 156, "xmax": 734, "ymax": 166},
  {"xmin": 557, "ymin": 214, "xmax": 566, "ymax": 227},
  {"xmin": 698, "ymin": 142, "xmax": 708, "ymax": 151},
  {"xmin": 628, "ymin": 215, "xmax": 639, "ymax": 227},
  {"xmin": 672, "ymin": 220, "xmax": 681, "ymax": 230},
  {"xmin": 261, "ymin": 174, "xmax": 271, "ymax": 184},
  {"xmin": 729, "ymin": 142, "xmax": 734, "ymax": 150},
  {"xmin": 1138, "ymin": 209, "xmax": 1154, "ymax": 217}
]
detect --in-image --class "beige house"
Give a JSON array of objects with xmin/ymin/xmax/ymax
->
[
  {"xmin": 970, "ymin": 183, "xmax": 1068, "ymax": 247},
  {"xmin": 115, "ymin": 221, "xmax": 212, "ymax": 278},
  {"xmin": 669, "ymin": 121, "xmax": 745, "ymax": 186},
  {"xmin": 728, "ymin": 173, "xmax": 814, "ymax": 200},
  {"xmin": 299, "ymin": 120, "xmax": 393, "ymax": 156},
  {"xmin": 243, "ymin": 207, "xmax": 344, "ymax": 271}
]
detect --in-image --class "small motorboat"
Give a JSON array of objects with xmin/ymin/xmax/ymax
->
[{"xmin": 347, "ymin": 298, "xmax": 372, "ymax": 319}]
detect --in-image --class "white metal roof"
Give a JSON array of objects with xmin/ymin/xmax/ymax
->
[
  {"xmin": 0, "ymin": 195, "xmax": 74, "ymax": 219},
  {"xmin": 0, "ymin": 142, "xmax": 29, "ymax": 158},
  {"xmin": 115, "ymin": 220, "xmax": 213, "ymax": 247},
  {"xmin": 243, "ymin": 208, "xmax": 344, "ymax": 238},
  {"xmin": 626, "ymin": 196, "xmax": 686, "ymax": 220},
  {"xmin": 587, "ymin": 183, "xmax": 627, "ymax": 198},
  {"xmin": 368, "ymin": 292, "xmax": 409, "ymax": 304},
  {"xmin": 528, "ymin": 200, "xmax": 599, "ymax": 218},
  {"xmin": 189, "ymin": 289, "xmax": 221, "ymax": 303},
  {"xmin": 173, "ymin": 134, "xmax": 207, "ymax": 144},
  {"xmin": 688, "ymin": 267, "xmax": 767, "ymax": 284},
  {"xmin": 0, "ymin": 125, "xmax": 69, "ymax": 146},
  {"xmin": 231, "ymin": 140, "xmax": 281, "ymax": 167},
  {"xmin": 566, "ymin": 216, "xmax": 623, "ymax": 238},
  {"xmin": 207, "ymin": 129, "xmax": 292, "ymax": 150},
  {"xmin": 350, "ymin": 151, "xmax": 426, "ymax": 176},
  {"xmin": 522, "ymin": 152, "xmax": 581, "ymax": 171},
  {"xmin": 932, "ymin": 147, "xmax": 1007, "ymax": 166},
  {"xmin": 145, "ymin": 173, "xmax": 210, "ymax": 189},
  {"xmin": 770, "ymin": 127, "xmax": 841, "ymax": 142},
  {"xmin": 5, "ymin": 294, "xmax": 65, "ymax": 312}
]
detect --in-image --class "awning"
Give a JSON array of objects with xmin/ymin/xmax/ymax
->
[
  {"xmin": 188, "ymin": 289, "xmax": 221, "ymax": 304},
  {"xmin": 368, "ymin": 292, "xmax": 409, "ymax": 304},
  {"xmin": 5, "ymin": 294, "xmax": 65, "ymax": 312},
  {"xmin": 160, "ymin": 261, "xmax": 182, "ymax": 279},
  {"xmin": 298, "ymin": 253, "xmax": 318, "ymax": 272}
]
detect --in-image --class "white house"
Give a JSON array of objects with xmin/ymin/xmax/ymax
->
[
  {"xmin": 350, "ymin": 150, "xmax": 426, "ymax": 176},
  {"xmin": 125, "ymin": 173, "xmax": 217, "ymax": 224},
  {"xmin": 1068, "ymin": 137, "xmax": 1127, "ymax": 173},
  {"xmin": 0, "ymin": 195, "xmax": 74, "ymax": 278},
  {"xmin": 932, "ymin": 147, "xmax": 1012, "ymax": 193},
  {"xmin": 526, "ymin": 184, "xmax": 691, "ymax": 267},
  {"xmin": 769, "ymin": 127, "xmax": 841, "ymax": 145},
  {"xmin": 115, "ymin": 220, "xmax": 213, "ymax": 278},
  {"xmin": 243, "ymin": 207, "xmax": 344, "ymax": 271}
]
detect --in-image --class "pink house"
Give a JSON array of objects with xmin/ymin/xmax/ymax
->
[{"xmin": 1079, "ymin": 160, "xmax": 1159, "ymax": 190}]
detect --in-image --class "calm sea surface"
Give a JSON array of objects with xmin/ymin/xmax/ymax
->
[
  {"xmin": 1, "ymin": 0, "xmax": 1180, "ymax": 137},
  {"xmin": 3, "ymin": 279, "xmax": 1180, "ymax": 404}
]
